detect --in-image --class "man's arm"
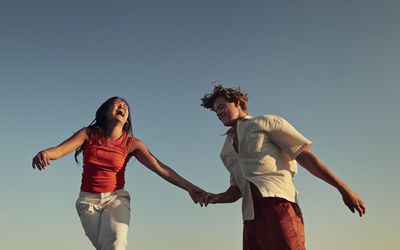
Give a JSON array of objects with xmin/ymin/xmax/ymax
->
[
  {"xmin": 296, "ymin": 149, "xmax": 366, "ymax": 216},
  {"xmin": 204, "ymin": 185, "xmax": 242, "ymax": 206}
]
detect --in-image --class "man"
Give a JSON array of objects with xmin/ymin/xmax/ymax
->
[{"xmin": 201, "ymin": 85, "xmax": 365, "ymax": 250}]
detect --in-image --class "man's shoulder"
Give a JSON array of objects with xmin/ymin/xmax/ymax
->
[
  {"xmin": 250, "ymin": 114, "xmax": 284, "ymax": 123},
  {"xmin": 246, "ymin": 115, "xmax": 291, "ymax": 131}
]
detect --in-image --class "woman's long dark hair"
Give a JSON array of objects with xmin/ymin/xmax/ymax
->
[{"xmin": 74, "ymin": 96, "xmax": 133, "ymax": 163}]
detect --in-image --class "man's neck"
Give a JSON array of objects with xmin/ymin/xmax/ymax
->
[
  {"xmin": 233, "ymin": 113, "xmax": 248, "ymax": 126},
  {"xmin": 228, "ymin": 113, "xmax": 248, "ymax": 134}
]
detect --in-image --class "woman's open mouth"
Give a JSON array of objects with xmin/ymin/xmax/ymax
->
[{"xmin": 116, "ymin": 109, "xmax": 125, "ymax": 117}]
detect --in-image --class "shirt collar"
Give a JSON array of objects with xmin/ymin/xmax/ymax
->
[
  {"xmin": 239, "ymin": 115, "xmax": 252, "ymax": 121},
  {"xmin": 223, "ymin": 115, "xmax": 252, "ymax": 136}
]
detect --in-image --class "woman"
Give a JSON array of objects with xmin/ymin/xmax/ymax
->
[{"xmin": 32, "ymin": 96, "xmax": 205, "ymax": 250}]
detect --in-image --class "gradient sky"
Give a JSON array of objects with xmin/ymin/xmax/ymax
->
[{"xmin": 1, "ymin": 1, "xmax": 399, "ymax": 249}]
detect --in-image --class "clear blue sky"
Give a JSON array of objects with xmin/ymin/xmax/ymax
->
[{"xmin": 1, "ymin": 1, "xmax": 399, "ymax": 249}]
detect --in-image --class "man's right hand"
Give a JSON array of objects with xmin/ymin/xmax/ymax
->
[{"xmin": 204, "ymin": 193, "xmax": 220, "ymax": 206}]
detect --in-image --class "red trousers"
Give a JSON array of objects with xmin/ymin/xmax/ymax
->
[{"xmin": 243, "ymin": 184, "xmax": 305, "ymax": 250}]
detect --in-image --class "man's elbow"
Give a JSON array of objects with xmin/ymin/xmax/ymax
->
[
  {"xmin": 233, "ymin": 191, "xmax": 242, "ymax": 201},
  {"xmin": 296, "ymin": 149, "xmax": 314, "ymax": 167}
]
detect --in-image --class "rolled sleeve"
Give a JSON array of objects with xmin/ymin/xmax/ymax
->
[{"xmin": 266, "ymin": 115, "xmax": 312, "ymax": 159}]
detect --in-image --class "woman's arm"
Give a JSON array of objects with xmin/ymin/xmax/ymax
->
[
  {"xmin": 296, "ymin": 149, "xmax": 366, "ymax": 216},
  {"xmin": 130, "ymin": 139, "xmax": 206, "ymax": 205},
  {"xmin": 32, "ymin": 127, "xmax": 88, "ymax": 170}
]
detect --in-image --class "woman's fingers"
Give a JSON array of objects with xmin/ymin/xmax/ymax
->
[{"xmin": 32, "ymin": 152, "xmax": 49, "ymax": 171}]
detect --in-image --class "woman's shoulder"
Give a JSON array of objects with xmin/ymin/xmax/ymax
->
[
  {"xmin": 126, "ymin": 135, "xmax": 146, "ymax": 155},
  {"xmin": 76, "ymin": 126, "xmax": 99, "ymax": 142},
  {"xmin": 84, "ymin": 126, "xmax": 96, "ymax": 138},
  {"xmin": 129, "ymin": 135, "xmax": 143, "ymax": 145},
  {"xmin": 129, "ymin": 136, "xmax": 148, "ymax": 148},
  {"xmin": 73, "ymin": 127, "xmax": 90, "ymax": 138},
  {"xmin": 123, "ymin": 131, "xmax": 135, "ymax": 141}
]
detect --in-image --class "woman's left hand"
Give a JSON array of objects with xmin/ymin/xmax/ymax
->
[{"xmin": 188, "ymin": 186, "xmax": 207, "ymax": 207}]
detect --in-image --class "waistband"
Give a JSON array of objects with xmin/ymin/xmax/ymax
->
[{"xmin": 78, "ymin": 188, "xmax": 127, "ymax": 199}]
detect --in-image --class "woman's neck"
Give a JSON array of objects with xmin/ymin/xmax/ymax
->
[{"xmin": 106, "ymin": 125, "xmax": 124, "ymax": 140}]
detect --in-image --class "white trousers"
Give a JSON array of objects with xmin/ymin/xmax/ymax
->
[{"xmin": 75, "ymin": 189, "xmax": 131, "ymax": 250}]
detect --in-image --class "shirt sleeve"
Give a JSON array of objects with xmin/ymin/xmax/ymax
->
[
  {"xmin": 220, "ymin": 136, "xmax": 239, "ymax": 187},
  {"xmin": 220, "ymin": 153, "xmax": 238, "ymax": 186},
  {"xmin": 265, "ymin": 115, "xmax": 312, "ymax": 159},
  {"xmin": 229, "ymin": 171, "xmax": 238, "ymax": 186}
]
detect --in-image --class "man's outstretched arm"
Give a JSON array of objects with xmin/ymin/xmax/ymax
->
[{"xmin": 296, "ymin": 149, "xmax": 366, "ymax": 216}]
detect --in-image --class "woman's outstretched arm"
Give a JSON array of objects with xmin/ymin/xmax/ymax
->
[
  {"xmin": 130, "ymin": 138, "xmax": 206, "ymax": 206},
  {"xmin": 32, "ymin": 127, "xmax": 88, "ymax": 170}
]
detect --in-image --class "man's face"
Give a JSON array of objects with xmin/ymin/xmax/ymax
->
[{"xmin": 213, "ymin": 96, "xmax": 240, "ymax": 126}]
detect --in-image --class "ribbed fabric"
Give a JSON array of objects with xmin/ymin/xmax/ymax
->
[
  {"xmin": 81, "ymin": 131, "xmax": 134, "ymax": 193},
  {"xmin": 220, "ymin": 115, "xmax": 312, "ymax": 220}
]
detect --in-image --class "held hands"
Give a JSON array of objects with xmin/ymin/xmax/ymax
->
[
  {"xmin": 188, "ymin": 187, "xmax": 220, "ymax": 207},
  {"xmin": 202, "ymin": 193, "xmax": 220, "ymax": 207},
  {"xmin": 188, "ymin": 186, "xmax": 208, "ymax": 207},
  {"xmin": 188, "ymin": 186, "xmax": 220, "ymax": 207},
  {"xmin": 339, "ymin": 186, "xmax": 366, "ymax": 217},
  {"xmin": 32, "ymin": 151, "xmax": 50, "ymax": 171}
]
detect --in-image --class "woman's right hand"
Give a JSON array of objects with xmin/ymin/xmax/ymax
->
[
  {"xmin": 31, "ymin": 127, "xmax": 89, "ymax": 171},
  {"xmin": 32, "ymin": 151, "xmax": 50, "ymax": 171}
]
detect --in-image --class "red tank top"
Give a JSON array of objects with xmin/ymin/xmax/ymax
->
[{"xmin": 80, "ymin": 131, "xmax": 134, "ymax": 193}]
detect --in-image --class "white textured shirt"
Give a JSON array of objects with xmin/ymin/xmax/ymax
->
[{"xmin": 220, "ymin": 115, "xmax": 312, "ymax": 220}]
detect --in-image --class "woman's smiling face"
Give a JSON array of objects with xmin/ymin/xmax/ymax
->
[{"xmin": 106, "ymin": 99, "xmax": 130, "ymax": 124}]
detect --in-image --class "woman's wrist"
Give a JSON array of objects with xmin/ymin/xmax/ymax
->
[{"xmin": 337, "ymin": 183, "xmax": 350, "ymax": 194}]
